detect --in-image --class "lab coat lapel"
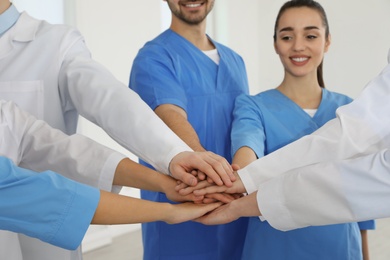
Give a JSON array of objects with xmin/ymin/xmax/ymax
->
[{"xmin": 0, "ymin": 12, "xmax": 38, "ymax": 59}]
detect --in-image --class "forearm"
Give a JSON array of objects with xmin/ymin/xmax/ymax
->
[
  {"xmin": 92, "ymin": 190, "xmax": 173, "ymax": 224},
  {"xmin": 232, "ymin": 146, "xmax": 258, "ymax": 169},
  {"xmin": 155, "ymin": 104, "xmax": 205, "ymax": 152},
  {"xmin": 231, "ymin": 192, "xmax": 261, "ymax": 218},
  {"xmin": 113, "ymin": 158, "xmax": 175, "ymax": 192},
  {"xmin": 92, "ymin": 190, "xmax": 222, "ymax": 225}
]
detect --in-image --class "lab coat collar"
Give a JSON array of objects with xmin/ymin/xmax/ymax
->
[
  {"xmin": 12, "ymin": 12, "xmax": 39, "ymax": 42},
  {"xmin": 0, "ymin": 12, "xmax": 38, "ymax": 59}
]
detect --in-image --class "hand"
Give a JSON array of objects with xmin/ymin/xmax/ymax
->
[
  {"xmin": 165, "ymin": 202, "xmax": 223, "ymax": 224},
  {"xmin": 201, "ymin": 193, "xmax": 242, "ymax": 204},
  {"xmin": 194, "ymin": 202, "xmax": 239, "ymax": 225},
  {"xmin": 196, "ymin": 192, "xmax": 261, "ymax": 225},
  {"xmin": 176, "ymin": 171, "xmax": 246, "ymax": 196},
  {"xmin": 162, "ymin": 176, "xmax": 205, "ymax": 203},
  {"xmin": 169, "ymin": 151, "xmax": 235, "ymax": 187}
]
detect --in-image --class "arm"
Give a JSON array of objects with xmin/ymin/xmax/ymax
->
[
  {"xmin": 1, "ymin": 99, "xmax": 124, "ymax": 191},
  {"xmin": 0, "ymin": 157, "xmax": 220, "ymax": 250},
  {"xmin": 113, "ymin": 157, "xmax": 204, "ymax": 203},
  {"xmin": 58, "ymin": 31, "xmax": 233, "ymax": 186},
  {"xmin": 238, "ymin": 63, "xmax": 390, "ymax": 194},
  {"xmin": 0, "ymin": 156, "xmax": 99, "ymax": 251},
  {"xmin": 257, "ymin": 148, "xmax": 390, "ymax": 231},
  {"xmin": 93, "ymin": 190, "xmax": 221, "ymax": 225},
  {"xmin": 155, "ymin": 104, "xmax": 205, "ymax": 152},
  {"xmin": 155, "ymin": 104, "xmax": 234, "ymax": 186},
  {"xmin": 1, "ymin": 100, "xmax": 203, "ymax": 201},
  {"xmin": 232, "ymin": 146, "xmax": 258, "ymax": 169},
  {"xmin": 197, "ymin": 148, "xmax": 390, "ymax": 229}
]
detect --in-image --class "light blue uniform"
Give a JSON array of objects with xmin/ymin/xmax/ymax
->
[
  {"xmin": 0, "ymin": 156, "xmax": 99, "ymax": 250},
  {"xmin": 231, "ymin": 89, "xmax": 375, "ymax": 260},
  {"xmin": 130, "ymin": 29, "xmax": 249, "ymax": 260}
]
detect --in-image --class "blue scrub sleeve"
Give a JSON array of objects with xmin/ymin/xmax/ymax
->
[
  {"xmin": 358, "ymin": 220, "xmax": 376, "ymax": 230},
  {"xmin": 0, "ymin": 157, "xmax": 99, "ymax": 250},
  {"xmin": 231, "ymin": 94, "xmax": 266, "ymax": 157}
]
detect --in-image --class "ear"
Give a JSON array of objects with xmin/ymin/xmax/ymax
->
[
  {"xmin": 324, "ymin": 34, "xmax": 331, "ymax": 53},
  {"xmin": 274, "ymin": 42, "xmax": 279, "ymax": 54}
]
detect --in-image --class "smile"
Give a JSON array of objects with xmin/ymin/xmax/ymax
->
[
  {"xmin": 185, "ymin": 3, "xmax": 202, "ymax": 7},
  {"xmin": 291, "ymin": 57, "xmax": 308, "ymax": 62}
]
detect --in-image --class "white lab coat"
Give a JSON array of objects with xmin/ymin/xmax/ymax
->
[
  {"xmin": 0, "ymin": 99, "xmax": 123, "ymax": 192},
  {"xmin": 238, "ymin": 61, "xmax": 390, "ymax": 231},
  {"xmin": 0, "ymin": 12, "xmax": 191, "ymax": 260}
]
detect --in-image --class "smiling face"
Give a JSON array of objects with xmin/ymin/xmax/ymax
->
[
  {"xmin": 274, "ymin": 7, "xmax": 330, "ymax": 80},
  {"xmin": 165, "ymin": 0, "xmax": 215, "ymax": 25}
]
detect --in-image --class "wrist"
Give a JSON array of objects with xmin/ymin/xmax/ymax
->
[
  {"xmin": 160, "ymin": 203, "xmax": 176, "ymax": 223},
  {"xmin": 229, "ymin": 199, "xmax": 243, "ymax": 220}
]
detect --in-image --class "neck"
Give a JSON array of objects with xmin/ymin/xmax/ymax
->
[
  {"xmin": 0, "ymin": 1, "xmax": 11, "ymax": 15},
  {"xmin": 277, "ymin": 74, "xmax": 322, "ymax": 109},
  {"xmin": 170, "ymin": 17, "xmax": 215, "ymax": 51}
]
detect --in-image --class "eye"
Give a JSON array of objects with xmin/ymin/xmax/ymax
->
[
  {"xmin": 280, "ymin": 35, "xmax": 292, "ymax": 41},
  {"xmin": 306, "ymin": 35, "xmax": 318, "ymax": 40}
]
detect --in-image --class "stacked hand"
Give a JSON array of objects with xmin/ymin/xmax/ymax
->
[{"xmin": 167, "ymin": 153, "xmax": 260, "ymax": 225}]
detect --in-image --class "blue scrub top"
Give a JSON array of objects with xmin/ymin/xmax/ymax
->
[
  {"xmin": 231, "ymin": 89, "xmax": 374, "ymax": 260},
  {"xmin": 0, "ymin": 157, "xmax": 99, "ymax": 250},
  {"xmin": 130, "ymin": 29, "xmax": 249, "ymax": 260}
]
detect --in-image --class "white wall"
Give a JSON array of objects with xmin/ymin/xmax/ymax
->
[{"xmin": 12, "ymin": 0, "xmax": 64, "ymax": 23}]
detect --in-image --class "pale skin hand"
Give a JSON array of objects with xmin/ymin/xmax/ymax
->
[
  {"xmin": 195, "ymin": 192, "xmax": 261, "ymax": 225},
  {"xmin": 92, "ymin": 190, "xmax": 222, "ymax": 225},
  {"xmin": 112, "ymin": 158, "xmax": 203, "ymax": 203},
  {"xmin": 169, "ymin": 151, "xmax": 236, "ymax": 187},
  {"xmin": 156, "ymin": 104, "xmax": 235, "ymax": 187},
  {"xmin": 176, "ymin": 170, "xmax": 246, "ymax": 197}
]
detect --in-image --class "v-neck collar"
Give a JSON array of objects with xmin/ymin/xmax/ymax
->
[{"xmin": 272, "ymin": 88, "xmax": 326, "ymax": 120}]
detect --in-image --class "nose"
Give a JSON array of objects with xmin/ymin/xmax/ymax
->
[{"xmin": 292, "ymin": 36, "xmax": 306, "ymax": 52}]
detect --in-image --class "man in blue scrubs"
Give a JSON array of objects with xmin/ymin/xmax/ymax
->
[{"xmin": 129, "ymin": 1, "xmax": 249, "ymax": 259}]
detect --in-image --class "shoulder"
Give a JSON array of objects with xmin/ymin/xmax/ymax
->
[
  {"xmin": 16, "ymin": 12, "xmax": 83, "ymax": 46},
  {"xmin": 235, "ymin": 90, "xmax": 275, "ymax": 110},
  {"xmin": 323, "ymin": 88, "xmax": 353, "ymax": 105},
  {"xmin": 134, "ymin": 30, "xmax": 180, "ymax": 64}
]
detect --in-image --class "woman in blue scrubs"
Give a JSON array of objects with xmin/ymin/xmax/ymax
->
[{"xmin": 230, "ymin": 0, "xmax": 374, "ymax": 259}]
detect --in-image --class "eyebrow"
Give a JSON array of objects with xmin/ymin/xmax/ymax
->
[{"xmin": 279, "ymin": 26, "xmax": 320, "ymax": 33}]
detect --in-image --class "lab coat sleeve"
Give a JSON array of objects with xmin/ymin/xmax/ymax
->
[
  {"xmin": 0, "ymin": 100, "xmax": 125, "ymax": 191},
  {"xmin": 57, "ymin": 30, "xmax": 192, "ymax": 175},
  {"xmin": 257, "ymin": 149, "xmax": 390, "ymax": 231},
  {"xmin": 0, "ymin": 156, "xmax": 99, "ymax": 250},
  {"xmin": 238, "ymin": 63, "xmax": 390, "ymax": 194}
]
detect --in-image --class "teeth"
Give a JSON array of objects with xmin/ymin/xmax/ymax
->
[
  {"xmin": 292, "ymin": 57, "xmax": 308, "ymax": 62},
  {"xmin": 186, "ymin": 3, "xmax": 202, "ymax": 7}
]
